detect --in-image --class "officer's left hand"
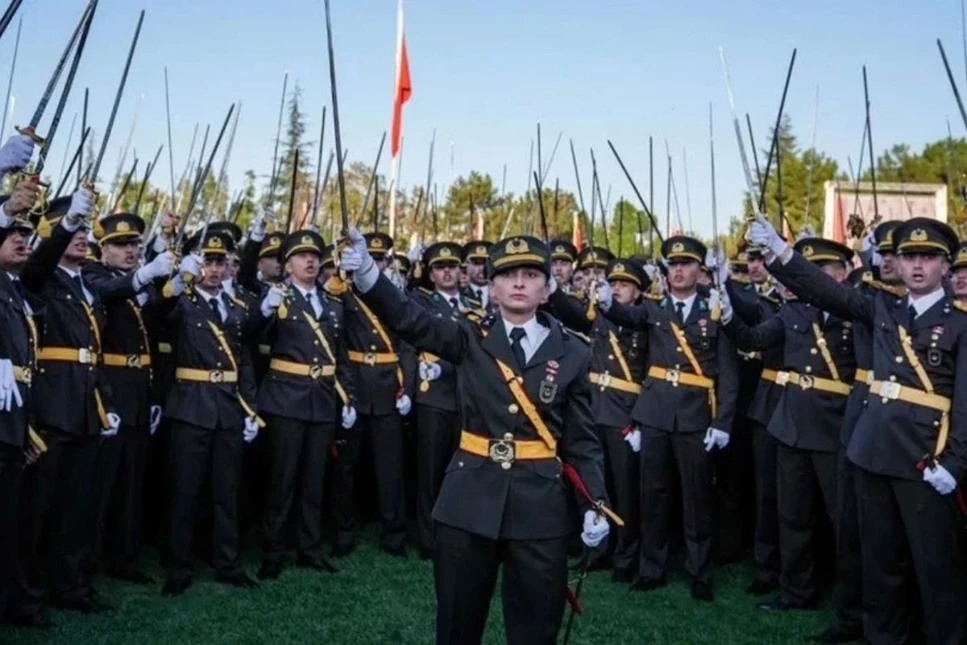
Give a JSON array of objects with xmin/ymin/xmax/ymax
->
[
  {"xmin": 136, "ymin": 250, "xmax": 175, "ymax": 286},
  {"xmin": 595, "ymin": 279, "xmax": 614, "ymax": 311},
  {"xmin": 623, "ymin": 428, "xmax": 641, "ymax": 453},
  {"xmin": 923, "ymin": 463, "xmax": 957, "ymax": 495},
  {"xmin": 243, "ymin": 417, "xmax": 259, "ymax": 443},
  {"xmin": 720, "ymin": 288, "xmax": 734, "ymax": 324},
  {"xmin": 341, "ymin": 405, "xmax": 357, "ymax": 429},
  {"xmin": 747, "ymin": 217, "xmax": 787, "ymax": 257},
  {"xmin": 418, "ymin": 361, "xmax": 441, "ymax": 382},
  {"xmin": 703, "ymin": 427, "xmax": 729, "ymax": 452},
  {"xmin": 149, "ymin": 405, "xmax": 163, "ymax": 435},
  {"xmin": 62, "ymin": 188, "xmax": 95, "ymax": 231},
  {"xmin": 0, "ymin": 359, "xmax": 22, "ymax": 412},
  {"xmin": 395, "ymin": 393, "xmax": 412, "ymax": 416},
  {"xmin": 581, "ymin": 510, "xmax": 610, "ymax": 548},
  {"xmin": 0, "ymin": 134, "xmax": 34, "ymax": 174},
  {"xmin": 102, "ymin": 412, "xmax": 121, "ymax": 437},
  {"xmin": 384, "ymin": 266, "xmax": 404, "ymax": 290}
]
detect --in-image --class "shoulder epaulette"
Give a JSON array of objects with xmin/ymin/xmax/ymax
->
[
  {"xmin": 418, "ymin": 286, "xmax": 433, "ymax": 296},
  {"xmin": 230, "ymin": 296, "xmax": 248, "ymax": 309},
  {"xmin": 642, "ymin": 293, "xmax": 663, "ymax": 301},
  {"xmin": 952, "ymin": 300, "xmax": 967, "ymax": 314},
  {"xmin": 564, "ymin": 328, "xmax": 591, "ymax": 344}
]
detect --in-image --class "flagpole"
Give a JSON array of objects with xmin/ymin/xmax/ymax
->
[{"xmin": 388, "ymin": 0, "xmax": 404, "ymax": 239}]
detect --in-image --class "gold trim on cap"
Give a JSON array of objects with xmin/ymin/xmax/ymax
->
[{"xmin": 492, "ymin": 252, "xmax": 545, "ymax": 269}]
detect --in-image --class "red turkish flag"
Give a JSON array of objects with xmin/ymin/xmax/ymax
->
[{"xmin": 390, "ymin": 14, "xmax": 411, "ymax": 158}]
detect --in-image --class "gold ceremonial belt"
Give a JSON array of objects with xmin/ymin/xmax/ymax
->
[
  {"xmin": 589, "ymin": 372, "xmax": 642, "ymax": 395},
  {"xmin": 347, "ymin": 350, "xmax": 399, "ymax": 366},
  {"xmin": 12, "ymin": 366, "xmax": 32, "ymax": 384},
  {"xmin": 258, "ymin": 344, "xmax": 271, "ymax": 356},
  {"xmin": 102, "ymin": 353, "xmax": 152, "ymax": 369},
  {"xmin": 648, "ymin": 366, "xmax": 714, "ymax": 390},
  {"xmin": 175, "ymin": 367, "xmax": 238, "ymax": 384},
  {"xmin": 773, "ymin": 370, "xmax": 851, "ymax": 396},
  {"xmin": 37, "ymin": 347, "xmax": 96, "ymax": 364},
  {"xmin": 269, "ymin": 358, "xmax": 335, "ymax": 379},
  {"xmin": 760, "ymin": 369, "xmax": 779, "ymax": 383},
  {"xmin": 854, "ymin": 369, "xmax": 874, "ymax": 387},
  {"xmin": 870, "ymin": 380, "xmax": 951, "ymax": 414},
  {"xmin": 459, "ymin": 431, "xmax": 557, "ymax": 470}
]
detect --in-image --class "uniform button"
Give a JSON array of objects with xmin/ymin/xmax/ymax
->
[
  {"xmin": 895, "ymin": 356, "xmax": 903, "ymax": 363},
  {"xmin": 370, "ymin": 345, "xmax": 377, "ymax": 351},
  {"xmin": 372, "ymin": 329, "xmax": 378, "ymax": 334},
  {"xmin": 674, "ymin": 364, "xmax": 681, "ymax": 370},
  {"xmin": 804, "ymin": 366, "xmax": 812, "ymax": 374},
  {"xmin": 608, "ymin": 354, "xmax": 614, "ymax": 360},
  {"xmin": 508, "ymin": 404, "xmax": 519, "ymax": 414},
  {"xmin": 676, "ymin": 347, "xmax": 682, "ymax": 353},
  {"xmin": 516, "ymin": 376, "xmax": 523, "ymax": 384},
  {"xmin": 889, "ymin": 375, "xmax": 897, "ymax": 382},
  {"xmin": 313, "ymin": 358, "xmax": 319, "ymax": 363},
  {"xmin": 793, "ymin": 324, "xmax": 798, "ymax": 330},
  {"xmin": 504, "ymin": 433, "xmax": 514, "ymax": 440},
  {"xmin": 810, "ymin": 348, "xmax": 818, "ymax": 355},
  {"xmin": 501, "ymin": 462, "xmax": 512, "ymax": 470},
  {"xmin": 458, "ymin": 461, "xmax": 464, "ymax": 468},
  {"xmin": 933, "ymin": 420, "xmax": 940, "ymax": 427}
]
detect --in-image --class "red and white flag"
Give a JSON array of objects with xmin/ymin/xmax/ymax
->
[{"xmin": 390, "ymin": 0, "xmax": 411, "ymax": 159}]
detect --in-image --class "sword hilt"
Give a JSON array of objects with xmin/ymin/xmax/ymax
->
[
  {"xmin": 15, "ymin": 125, "xmax": 45, "ymax": 147},
  {"xmin": 15, "ymin": 171, "xmax": 51, "ymax": 217}
]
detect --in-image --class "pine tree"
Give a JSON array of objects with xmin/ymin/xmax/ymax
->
[{"xmin": 270, "ymin": 84, "xmax": 314, "ymax": 228}]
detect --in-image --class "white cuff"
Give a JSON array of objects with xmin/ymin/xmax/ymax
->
[{"xmin": 354, "ymin": 262, "xmax": 380, "ymax": 294}]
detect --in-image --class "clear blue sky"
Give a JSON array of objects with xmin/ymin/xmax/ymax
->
[{"xmin": 6, "ymin": 0, "xmax": 966, "ymax": 241}]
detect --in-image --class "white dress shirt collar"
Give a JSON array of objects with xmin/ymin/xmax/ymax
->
[
  {"xmin": 501, "ymin": 315, "xmax": 549, "ymax": 364},
  {"xmin": 671, "ymin": 291, "xmax": 698, "ymax": 321},
  {"xmin": 908, "ymin": 287, "xmax": 945, "ymax": 317}
]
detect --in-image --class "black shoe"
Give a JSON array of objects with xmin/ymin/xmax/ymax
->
[
  {"xmin": 48, "ymin": 595, "xmax": 112, "ymax": 614},
  {"xmin": 297, "ymin": 554, "xmax": 338, "ymax": 573},
  {"xmin": 419, "ymin": 548, "xmax": 433, "ymax": 561},
  {"xmin": 215, "ymin": 571, "xmax": 259, "ymax": 589},
  {"xmin": 629, "ymin": 576, "xmax": 667, "ymax": 593},
  {"xmin": 331, "ymin": 543, "xmax": 356, "ymax": 558},
  {"xmin": 746, "ymin": 579, "xmax": 779, "ymax": 596},
  {"xmin": 3, "ymin": 612, "xmax": 56, "ymax": 630},
  {"xmin": 105, "ymin": 569, "xmax": 155, "ymax": 585},
  {"xmin": 757, "ymin": 597, "xmax": 817, "ymax": 612},
  {"xmin": 691, "ymin": 581, "xmax": 714, "ymax": 602},
  {"xmin": 611, "ymin": 568, "xmax": 635, "ymax": 584},
  {"xmin": 161, "ymin": 577, "xmax": 193, "ymax": 597},
  {"xmin": 381, "ymin": 544, "xmax": 407, "ymax": 559},
  {"xmin": 808, "ymin": 625, "xmax": 864, "ymax": 643},
  {"xmin": 257, "ymin": 561, "xmax": 283, "ymax": 581}
]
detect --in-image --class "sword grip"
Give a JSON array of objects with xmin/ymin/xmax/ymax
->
[{"xmin": 15, "ymin": 125, "xmax": 45, "ymax": 146}]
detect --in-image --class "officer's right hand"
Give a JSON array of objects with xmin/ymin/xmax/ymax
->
[
  {"xmin": 595, "ymin": 279, "xmax": 614, "ymax": 311},
  {"xmin": 62, "ymin": 188, "xmax": 95, "ymax": 231},
  {"xmin": 0, "ymin": 359, "xmax": 23, "ymax": 412},
  {"xmin": 249, "ymin": 209, "xmax": 270, "ymax": 242},
  {"xmin": 342, "ymin": 227, "xmax": 378, "ymax": 292},
  {"xmin": 178, "ymin": 253, "xmax": 203, "ymax": 278},
  {"xmin": 0, "ymin": 134, "xmax": 34, "ymax": 175},
  {"xmin": 3, "ymin": 178, "xmax": 41, "ymax": 220},
  {"xmin": 623, "ymin": 427, "xmax": 641, "ymax": 453},
  {"xmin": 260, "ymin": 284, "xmax": 286, "ymax": 316},
  {"xmin": 341, "ymin": 405, "xmax": 357, "ymax": 429}
]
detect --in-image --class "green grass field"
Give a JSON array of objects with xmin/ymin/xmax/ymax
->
[{"xmin": 2, "ymin": 529, "xmax": 833, "ymax": 645}]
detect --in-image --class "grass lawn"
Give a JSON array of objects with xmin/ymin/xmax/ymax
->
[{"xmin": 2, "ymin": 531, "xmax": 832, "ymax": 644}]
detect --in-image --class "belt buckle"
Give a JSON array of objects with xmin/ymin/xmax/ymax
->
[
  {"xmin": 209, "ymin": 369, "xmax": 225, "ymax": 384},
  {"xmin": 664, "ymin": 369, "xmax": 681, "ymax": 386},
  {"xmin": 775, "ymin": 371, "xmax": 790, "ymax": 386},
  {"xmin": 364, "ymin": 352, "xmax": 377, "ymax": 366},
  {"xmin": 488, "ymin": 436, "xmax": 516, "ymax": 470},
  {"xmin": 799, "ymin": 375, "xmax": 814, "ymax": 391},
  {"xmin": 309, "ymin": 364, "xmax": 323, "ymax": 379},
  {"xmin": 78, "ymin": 348, "xmax": 93, "ymax": 364},
  {"xmin": 18, "ymin": 367, "xmax": 31, "ymax": 384},
  {"xmin": 599, "ymin": 373, "xmax": 612, "ymax": 389},
  {"xmin": 865, "ymin": 371, "xmax": 875, "ymax": 386},
  {"xmin": 879, "ymin": 381, "xmax": 901, "ymax": 400},
  {"xmin": 126, "ymin": 354, "xmax": 141, "ymax": 368}
]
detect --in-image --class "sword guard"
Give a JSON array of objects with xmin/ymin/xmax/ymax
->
[{"xmin": 15, "ymin": 126, "xmax": 45, "ymax": 147}]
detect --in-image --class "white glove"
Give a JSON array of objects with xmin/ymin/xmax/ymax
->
[
  {"xmin": 62, "ymin": 188, "xmax": 95, "ymax": 231},
  {"xmin": 395, "ymin": 393, "xmax": 412, "ymax": 416},
  {"xmin": 860, "ymin": 228, "xmax": 876, "ymax": 253},
  {"xmin": 707, "ymin": 288, "xmax": 721, "ymax": 315},
  {"xmin": 547, "ymin": 275, "xmax": 558, "ymax": 295},
  {"xmin": 342, "ymin": 227, "xmax": 378, "ymax": 291},
  {"xmin": 341, "ymin": 405, "xmax": 357, "ymax": 429},
  {"xmin": 178, "ymin": 253, "xmax": 203, "ymax": 279},
  {"xmin": 418, "ymin": 361, "xmax": 442, "ymax": 382},
  {"xmin": 243, "ymin": 417, "xmax": 259, "ymax": 443},
  {"xmin": 747, "ymin": 216, "xmax": 788, "ymax": 257},
  {"xmin": 384, "ymin": 266, "xmax": 404, "ymax": 290},
  {"xmin": 624, "ymin": 428, "xmax": 641, "ymax": 453},
  {"xmin": 102, "ymin": 412, "xmax": 121, "ymax": 437},
  {"xmin": 406, "ymin": 244, "xmax": 424, "ymax": 263},
  {"xmin": 580, "ymin": 510, "xmax": 610, "ymax": 548},
  {"xmin": 720, "ymin": 288, "xmax": 734, "ymax": 324},
  {"xmin": 151, "ymin": 233, "xmax": 168, "ymax": 254},
  {"xmin": 135, "ymin": 250, "xmax": 175, "ymax": 287},
  {"xmin": 0, "ymin": 359, "xmax": 23, "ymax": 412},
  {"xmin": 703, "ymin": 427, "xmax": 730, "ymax": 452},
  {"xmin": 260, "ymin": 284, "xmax": 286, "ymax": 317},
  {"xmin": 149, "ymin": 405, "xmax": 162, "ymax": 435},
  {"xmin": 923, "ymin": 463, "xmax": 958, "ymax": 496},
  {"xmin": 0, "ymin": 134, "xmax": 34, "ymax": 174},
  {"xmin": 596, "ymin": 279, "xmax": 614, "ymax": 311},
  {"xmin": 714, "ymin": 250, "xmax": 729, "ymax": 286},
  {"xmin": 249, "ymin": 209, "xmax": 270, "ymax": 242}
]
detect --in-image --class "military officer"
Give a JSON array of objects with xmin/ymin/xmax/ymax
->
[
  {"xmin": 578, "ymin": 246, "xmax": 613, "ymax": 286},
  {"xmin": 720, "ymin": 238, "xmax": 857, "ymax": 613},
  {"xmin": 331, "ymin": 231, "xmax": 415, "ymax": 558},
  {"xmin": 409, "ymin": 241, "xmax": 474, "ymax": 560},
  {"xmin": 341, "ymin": 229, "xmax": 610, "ymax": 645},
  {"xmin": 84, "ymin": 213, "xmax": 173, "ymax": 587},
  {"xmin": 749, "ymin": 215, "xmax": 967, "ymax": 645},
  {"xmin": 596, "ymin": 235, "xmax": 740, "ymax": 601},
  {"xmin": 549, "ymin": 240, "xmax": 577, "ymax": 291},
  {"xmin": 547, "ymin": 257, "xmax": 649, "ymax": 583},
  {"xmin": 159, "ymin": 229, "xmax": 261, "ymax": 596},
  {"xmin": 18, "ymin": 190, "xmax": 121, "ymax": 615},
  {"xmin": 950, "ymin": 241, "xmax": 967, "ymax": 302},
  {"xmin": 461, "ymin": 240, "xmax": 492, "ymax": 309}
]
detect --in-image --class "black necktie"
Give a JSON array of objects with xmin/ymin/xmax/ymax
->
[
  {"xmin": 72, "ymin": 275, "xmax": 86, "ymax": 301},
  {"xmin": 908, "ymin": 304, "xmax": 917, "ymax": 329},
  {"xmin": 449, "ymin": 297, "xmax": 459, "ymax": 310},
  {"xmin": 12, "ymin": 280, "xmax": 25, "ymax": 304},
  {"xmin": 510, "ymin": 327, "xmax": 527, "ymax": 370},
  {"xmin": 675, "ymin": 301, "xmax": 686, "ymax": 324},
  {"xmin": 209, "ymin": 297, "xmax": 223, "ymax": 325},
  {"xmin": 476, "ymin": 288, "xmax": 483, "ymax": 301},
  {"xmin": 307, "ymin": 292, "xmax": 320, "ymax": 319}
]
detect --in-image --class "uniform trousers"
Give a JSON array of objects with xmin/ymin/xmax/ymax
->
[
  {"xmin": 415, "ymin": 406, "xmax": 458, "ymax": 551},
  {"xmin": 165, "ymin": 422, "xmax": 243, "ymax": 582},
  {"xmin": 830, "ymin": 452, "xmax": 863, "ymax": 632},
  {"xmin": 751, "ymin": 421, "xmax": 780, "ymax": 584},
  {"xmin": 332, "ymin": 412, "xmax": 406, "ymax": 550},
  {"xmin": 433, "ymin": 522, "xmax": 569, "ymax": 645},
  {"xmin": 261, "ymin": 415, "xmax": 334, "ymax": 564},
  {"xmin": 0, "ymin": 444, "xmax": 23, "ymax": 621},
  {"xmin": 600, "ymin": 424, "xmax": 640, "ymax": 576}
]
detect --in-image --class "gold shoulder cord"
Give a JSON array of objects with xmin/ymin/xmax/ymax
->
[
  {"xmin": 300, "ymin": 311, "xmax": 350, "ymax": 405},
  {"xmin": 80, "ymin": 301, "xmax": 111, "ymax": 428},
  {"xmin": 127, "ymin": 300, "xmax": 152, "ymax": 384},
  {"xmin": 669, "ymin": 321, "xmax": 717, "ymax": 417},
  {"xmin": 898, "ymin": 324, "xmax": 948, "ymax": 456},
  {"xmin": 493, "ymin": 358, "xmax": 557, "ymax": 452},
  {"xmin": 206, "ymin": 320, "xmax": 265, "ymax": 428},
  {"xmin": 351, "ymin": 294, "xmax": 404, "ymax": 389},
  {"xmin": 810, "ymin": 323, "xmax": 841, "ymax": 382},
  {"xmin": 607, "ymin": 331, "xmax": 633, "ymax": 382}
]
